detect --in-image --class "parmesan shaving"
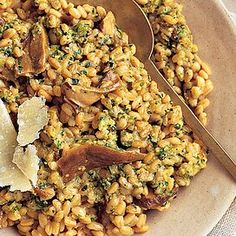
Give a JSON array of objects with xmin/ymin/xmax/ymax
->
[
  {"xmin": 0, "ymin": 99, "xmax": 32, "ymax": 192},
  {"xmin": 13, "ymin": 145, "xmax": 40, "ymax": 187},
  {"xmin": 17, "ymin": 97, "xmax": 49, "ymax": 146}
]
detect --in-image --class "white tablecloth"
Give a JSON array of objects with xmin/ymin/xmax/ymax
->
[{"xmin": 208, "ymin": 1, "xmax": 236, "ymax": 236}]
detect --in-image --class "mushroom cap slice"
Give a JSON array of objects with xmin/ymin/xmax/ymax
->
[
  {"xmin": 62, "ymin": 71, "xmax": 121, "ymax": 107},
  {"xmin": 15, "ymin": 23, "xmax": 49, "ymax": 77},
  {"xmin": 57, "ymin": 144, "xmax": 145, "ymax": 182},
  {"xmin": 62, "ymin": 83, "xmax": 102, "ymax": 108},
  {"xmin": 101, "ymin": 11, "xmax": 116, "ymax": 36},
  {"xmin": 135, "ymin": 186, "xmax": 179, "ymax": 210}
]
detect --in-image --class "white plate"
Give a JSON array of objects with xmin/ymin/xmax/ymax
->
[{"xmin": 1, "ymin": 0, "xmax": 236, "ymax": 235}]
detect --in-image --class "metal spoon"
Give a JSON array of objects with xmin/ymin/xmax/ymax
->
[{"xmin": 72, "ymin": 0, "xmax": 236, "ymax": 181}]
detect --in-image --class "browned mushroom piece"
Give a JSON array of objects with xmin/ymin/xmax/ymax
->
[
  {"xmin": 0, "ymin": 67, "xmax": 19, "ymax": 87},
  {"xmin": 135, "ymin": 187, "xmax": 179, "ymax": 210},
  {"xmin": 57, "ymin": 144, "xmax": 146, "ymax": 182},
  {"xmin": 62, "ymin": 82, "xmax": 102, "ymax": 108},
  {"xmin": 100, "ymin": 11, "xmax": 116, "ymax": 36},
  {"xmin": 99, "ymin": 70, "xmax": 121, "ymax": 92},
  {"xmin": 61, "ymin": 13, "xmax": 74, "ymax": 26},
  {"xmin": 15, "ymin": 23, "xmax": 48, "ymax": 77},
  {"xmin": 62, "ymin": 71, "xmax": 121, "ymax": 107},
  {"xmin": 96, "ymin": 202, "xmax": 110, "ymax": 225}
]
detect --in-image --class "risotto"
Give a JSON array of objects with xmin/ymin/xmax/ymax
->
[{"xmin": 0, "ymin": 0, "xmax": 209, "ymax": 235}]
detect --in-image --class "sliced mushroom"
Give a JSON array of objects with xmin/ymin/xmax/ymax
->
[
  {"xmin": 15, "ymin": 23, "xmax": 48, "ymax": 77},
  {"xmin": 61, "ymin": 14, "xmax": 74, "ymax": 26},
  {"xmin": 62, "ymin": 83, "xmax": 102, "ymax": 108},
  {"xmin": 135, "ymin": 186, "xmax": 179, "ymax": 210},
  {"xmin": 99, "ymin": 70, "xmax": 121, "ymax": 92},
  {"xmin": 0, "ymin": 67, "xmax": 19, "ymax": 87},
  {"xmin": 100, "ymin": 11, "xmax": 116, "ymax": 36},
  {"xmin": 62, "ymin": 71, "xmax": 121, "ymax": 107},
  {"xmin": 96, "ymin": 202, "xmax": 110, "ymax": 225},
  {"xmin": 57, "ymin": 144, "xmax": 145, "ymax": 182}
]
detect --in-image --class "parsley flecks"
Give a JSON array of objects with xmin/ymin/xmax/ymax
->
[
  {"xmin": 0, "ymin": 46, "xmax": 13, "ymax": 56},
  {"xmin": 71, "ymin": 78, "xmax": 79, "ymax": 85},
  {"xmin": 35, "ymin": 197, "xmax": 49, "ymax": 209},
  {"xmin": 79, "ymin": 70, "xmax": 87, "ymax": 75},
  {"xmin": 73, "ymin": 49, "xmax": 81, "ymax": 58},
  {"xmin": 174, "ymin": 123, "xmax": 181, "ymax": 129},
  {"xmin": 38, "ymin": 182, "xmax": 48, "ymax": 189},
  {"xmin": 74, "ymin": 22, "xmax": 90, "ymax": 37},
  {"xmin": 177, "ymin": 25, "xmax": 187, "ymax": 38},
  {"xmin": 85, "ymin": 61, "xmax": 92, "ymax": 68},
  {"xmin": 158, "ymin": 147, "xmax": 167, "ymax": 160},
  {"xmin": 55, "ymin": 139, "xmax": 63, "ymax": 149},
  {"xmin": 99, "ymin": 36, "xmax": 110, "ymax": 46},
  {"xmin": 0, "ymin": 23, "xmax": 12, "ymax": 35},
  {"xmin": 17, "ymin": 58, "xmax": 23, "ymax": 73}
]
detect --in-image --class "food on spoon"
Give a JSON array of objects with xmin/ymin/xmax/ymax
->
[
  {"xmin": 17, "ymin": 97, "xmax": 48, "ymax": 146},
  {"xmin": 57, "ymin": 144, "xmax": 145, "ymax": 182}
]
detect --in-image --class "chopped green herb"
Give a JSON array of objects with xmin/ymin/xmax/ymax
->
[
  {"xmin": 71, "ymin": 78, "xmax": 79, "ymax": 85},
  {"xmin": 9, "ymin": 201, "xmax": 21, "ymax": 213},
  {"xmin": 158, "ymin": 147, "xmax": 167, "ymax": 160},
  {"xmin": 0, "ymin": 46, "xmax": 12, "ymax": 56},
  {"xmin": 35, "ymin": 198, "xmax": 49, "ymax": 209},
  {"xmin": 79, "ymin": 70, "xmax": 87, "ymax": 75},
  {"xmin": 17, "ymin": 58, "xmax": 23, "ymax": 73},
  {"xmin": 99, "ymin": 36, "xmax": 110, "ymax": 46},
  {"xmin": 38, "ymin": 182, "xmax": 48, "ymax": 189},
  {"xmin": 174, "ymin": 123, "xmax": 181, "ymax": 129},
  {"xmin": 73, "ymin": 49, "xmax": 81, "ymax": 58},
  {"xmin": 74, "ymin": 22, "xmax": 90, "ymax": 37},
  {"xmin": 177, "ymin": 25, "xmax": 187, "ymax": 38},
  {"xmin": 99, "ymin": 178, "xmax": 111, "ymax": 189},
  {"xmin": 0, "ymin": 23, "xmax": 12, "ymax": 35},
  {"xmin": 55, "ymin": 140, "xmax": 63, "ymax": 149},
  {"xmin": 115, "ymin": 26, "xmax": 123, "ymax": 39},
  {"xmin": 90, "ymin": 216, "xmax": 97, "ymax": 222},
  {"xmin": 35, "ymin": 77, "xmax": 45, "ymax": 84},
  {"xmin": 160, "ymin": 7, "xmax": 171, "ymax": 16},
  {"xmin": 60, "ymin": 129, "xmax": 65, "ymax": 136},
  {"xmin": 85, "ymin": 61, "xmax": 92, "ymax": 68}
]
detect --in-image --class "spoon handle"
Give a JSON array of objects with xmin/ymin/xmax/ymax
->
[{"xmin": 145, "ymin": 59, "xmax": 236, "ymax": 181}]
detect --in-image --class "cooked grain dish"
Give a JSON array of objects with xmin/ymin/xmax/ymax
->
[{"xmin": 0, "ymin": 0, "xmax": 210, "ymax": 235}]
